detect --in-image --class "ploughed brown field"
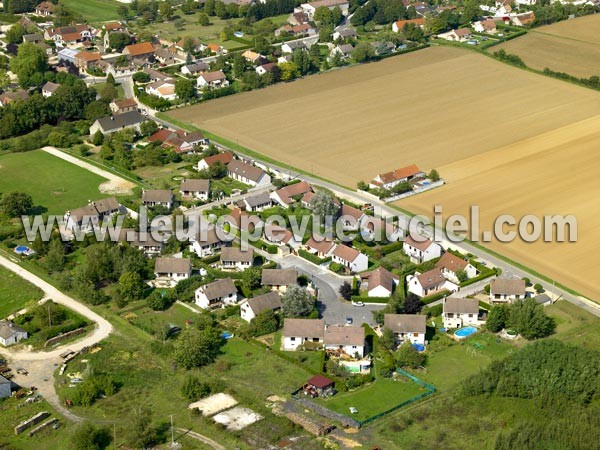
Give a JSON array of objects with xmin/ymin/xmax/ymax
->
[
  {"xmin": 170, "ymin": 46, "xmax": 600, "ymax": 300},
  {"xmin": 494, "ymin": 14, "xmax": 600, "ymax": 78}
]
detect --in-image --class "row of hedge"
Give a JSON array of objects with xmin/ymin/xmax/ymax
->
[
  {"xmin": 298, "ymin": 249, "xmax": 331, "ymax": 265},
  {"xmin": 248, "ymin": 238, "xmax": 278, "ymax": 254},
  {"xmin": 421, "ymin": 289, "xmax": 451, "ymax": 305},
  {"xmin": 350, "ymin": 295, "xmax": 390, "ymax": 304}
]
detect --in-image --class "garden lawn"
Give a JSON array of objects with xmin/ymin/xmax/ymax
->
[
  {"xmin": 60, "ymin": 0, "xmax": 122, "ymax": 23},
  {"xmin": 0, "ymin": 397, "xmax": 72, "ymax": 449},
  {"xmin": 547, "ymin": 299, "xmax": 600, "ymax": 349},
  {"xmin": 0, "ymin": 150, "xmax": 112, "ymax": 215},
  {"xmin": 130, "ymin": 11, "xmax": 247, "ymax": 46},
  {"xmin": 410, "ymin": 332, "xmax": 514, "ymax": 391},
  {"xmin": 316, "ymin": 376, "xmax": 425, "ymax": 421},
  {"xmin": 272, "ymin": 331, "xmax": 324, "ymax": 373},
  {"xmin": 210, "ymin": 177, "xmax": 249, "ymax": 196},
  {"xmin": 129, "ymin": 302, "xmax": 198, "ymax": 337},
  {"xmin": 0, "ymin": 266, "xmax": 43, "ymax": 319}
]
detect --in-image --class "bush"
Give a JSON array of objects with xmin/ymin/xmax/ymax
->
[
  {"xmin": 298, "ymin": 249, "xmax": 330, "ymax": 265},
  {"xmin": 329, "ymin": 262, "xmax": 344, "ymax": 273},
  {"xmin": 181, "ymin": 374, "xmax": 211, "ymax": 400},
  {"xmin": 350, "ymin": 295, "xmax": 389, "ymax": 304},
  {"xmin": 132, "ymin": 71, "xmax": 151, "ymax": 83}
]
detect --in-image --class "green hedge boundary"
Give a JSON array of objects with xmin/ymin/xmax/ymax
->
[
  {"xmin": 350, "ymin": 295, "xmax": 389, "ymax": 304},
  {"xmin": 298, "ymin": 249, "xmax": 331, "ymax": 265},
  {"xmin": 422, "ymin": 290, "xmax": 450, "ymax": 305}
]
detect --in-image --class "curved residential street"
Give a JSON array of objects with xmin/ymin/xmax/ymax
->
[{"xmin": 0, "ymin": 254, "xmax": 113, "ymax": 421}]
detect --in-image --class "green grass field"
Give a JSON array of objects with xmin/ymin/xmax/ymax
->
[
  {"xmin": 412, "ymin": 332, "xmax": 514, "ymax": 391},
  {"xmin": 316, "ymin": 376, "xmax": 425, "ymax": 421},
  {"xmin": 0, "ymin": 396, "xmax": 72, "ymax": 449},
  {"xmin": 60, "ymin": 0, "xmax": 122, "ymax": 23},
  {"xmin": 547, "ymin": 299, "xmax": 600, "ymax": 348},
  {"xmin": 0, "ymin": 150, "xmax": 112, "ymax": 215},
  {"xmin": 0, "ymin": 266, "xmax": 43, "ymax": 319}
]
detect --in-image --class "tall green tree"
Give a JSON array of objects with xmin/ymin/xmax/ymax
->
[
  {"xmin": 281, "ymin": 285, "xmax": 313, "ymax": 317},
  {"xmin": 10, "ymin": 42, "xmax": 49, "ymax": 88},
  {"xmin": 1, "ymin": 191, "xmax": 33, "ymax": 217},
  {"xmin": 174, "ymin": 327, "xmax": 223, "ymax": 369}
]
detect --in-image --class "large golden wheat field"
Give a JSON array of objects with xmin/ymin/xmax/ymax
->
[
  {"xmin": 169, "ymin": 46, "xmax": 600, "ymax": 187},
  {"xmin": 494, "ymin": 14, "xmax": 600, "ymax": 78},
  {"xmin": 170, "ymin": 46, "xmax": 600, "ymax": 300}
]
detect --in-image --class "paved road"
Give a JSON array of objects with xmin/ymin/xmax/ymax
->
[
  {"xmin": 42, "ymin": 146, "xmax": 136, "ymax": 195},
  {"xmin": 0, "ymin": 255, "xmax": 113, "ymax": 422},
  {"xmin": 257, "ymin": 250, "xmax": 384, "ymax": 325}
]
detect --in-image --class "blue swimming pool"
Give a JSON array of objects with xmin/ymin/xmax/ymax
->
[
  {"xmin": 14, "ymin": 246, "xmax": 31, "ymax": 254},
  {"xmin": 412, "ymin": 343, "xmax": 425, "ymax": 352},
  {"xmin": 221, "ymin": 331, "xmax": 233, "ymax": 339},
  {"xmin": 455, "ymin": 326, "xmax": 477, "ymax": 339}
]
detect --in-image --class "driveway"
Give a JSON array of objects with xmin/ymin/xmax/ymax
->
[{"xmin": 268, "ymin": 253, "xmax": 384, "ymax": 326}]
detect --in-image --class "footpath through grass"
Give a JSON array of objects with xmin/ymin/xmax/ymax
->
[{"xmin": 0, "ymin": 265, "xmax": 44, "ymax": 318}]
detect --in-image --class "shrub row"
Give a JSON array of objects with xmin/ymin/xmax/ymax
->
[
  {"xmin": 298, "ymin": 249, "xmax": 330, "ymax": 265},
  {"xmin": 421, "ymin": 289, "xmax": 450, "ymax": 305},
  {"xmin": 350, "ymin": 295, "xmax": 390, "ymax": 304}
]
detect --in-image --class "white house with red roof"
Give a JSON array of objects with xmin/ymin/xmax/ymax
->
[
  {"xmin": 369, "ymin": 164, "xmax": 424, "ymax": 190},
  {"xmin": 270, "ymin": 181, "xmax": 312, "ymax": 208},
  {"xmin": 403, "ymin": 235, "xmax": 442, "ymax": 264},
  {"xmin": 435, "ymin": 252, "xmax": 478, "ymax": 283},
  {"xmin": 359, "ymin": 267, "xmax": 399, "ymax": 297},
  {"xmin": 406, "ymin": 268, "xmax": 458, "ymax": 297},
  {"xmin": 332, "ymin": 244, "xmax": 369, "ymax": 273}
]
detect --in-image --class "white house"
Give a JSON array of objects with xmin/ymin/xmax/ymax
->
[
  {"xmin": 263, "ymin": 224, "xmax": 303, "ymax": 250},
  {"xmin": 239, "ymin": 291, "xmax": 282, "ymax": 322},
  {"xmin": 324, "ymin": 325, "xmax": 365, "ymax": 358},
  {"xmin": 196, "ymin": 151, "xmax": 234, "ymax": 172},
  {"xmin": 384, "ymin": 314, "xmax": 426, "ymax": 346},
  {"xmin": 227, "ymin": 160, "xmax": 271, "ymax": 187},
  {"xmin": 42, "ymin": 81, "xmax": 60, "ymax": 98},
  {"xmin": 145, "ymin": 79, "xmax": 177, "ymax": 101},
  {"xmin": 511, "ymin": 11, "xmax": 536, "ymax": 27},
  {"xmin": 282, "ymin": 318, "xmax": 325, "ymax": 351},
  {"xmin": 195, "ymin": 278, "xmax": 238, "ymax": 309},
  {"xmin": 270, "ymin": 181, "xmax": 312, "ymax": 208},
  {"xmin": 437, "ymin": 28, "xmax": 472, "ymax": 42},
  {"xmin": 359, "ymin": 267, "xmax": 399, "ymax": 298},
  {"xmin": 406, "ymin": 268, "xmax": 458, "ymax": 298},
  {"xmin": 442, "ymin": 297, "xmax": 480, "ymax": 329},
  {"xmin": 0, "ymin": 321, "xmax": 28, "ymax": 347},
  {"xmin": 220, "ymin": 247, "xmax": 253, "ymax": 271},
  {"xmin": 89, "ymin": 111, "xmax": 145, "ymax": 136},
  {"xmin": 403, "ymin": 235, "xmax": 442, "ymax": 264},
  {"xmin": 181, "ymin": 61, "xmax": 209, "ymax": 76},
  {"xmin": 332, "ymin": 245, "xmax": 369, "ymax": 273},
  {"xmin": 369, "ymin": 164, "xmax": 424, "ymax": 190},
  {"xmin": 63, "ymin": 198, "xmax": 123, "ymax": 233},
  {"xmin": 339, "ymin": 204, "xmax": 365, "ymax": 231},
  {"xmin": 472, "ymin": 19, "xmax": 497, "ymax": 34},
  {"xmin": 197, "ymin": 70, "xmax": 229, "ymax": 89},
  {"xmin": 154, "ymin": 257, "xmax": 192, "ymax": 283},
  {"xmin": 392, "ymin": 18, "xmax": 425, "ymax": 32},
  {"xmin": 489, "ymin": 278, "xmax": 526, "ymax": 304},
  {"xmin": 261, "ymin": 268, "xmax": 298, "ymax": 293},
  {"xmin": 304, "ymin": 235, "xmax": 336, "ymax": 258},
  {"xmin": 190, "ymin": 227, "xmax": 228, "ymax": 257},
  {"xmin": 241, "ymin": 192, "xmax": 272, "ymax": 212},
  {"xmin": 435, "ymin": 252, "xmax": 478, "ymax": 284},
  {"xmin": 180, "ymin": 179, "xmax": 210, "ymax": 201},
  {"xmin": 299, "ymin": 0, "xmax": 349, "ymax": 19},
  {"xmin": 142, "ymin": 189, "xmax": 174, "ymax": 210}
]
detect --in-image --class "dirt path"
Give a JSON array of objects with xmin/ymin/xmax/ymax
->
[
  {"xmin": 42, "ymin": 146, "xmax": 136, "ymax": 195},
  {"xmin": 0, "ymin": 255, "xmax": 113, "ymax": 422},
  {"xmin": 175, "ymin": 428, "xmax": 226, "ymax": 450}
]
